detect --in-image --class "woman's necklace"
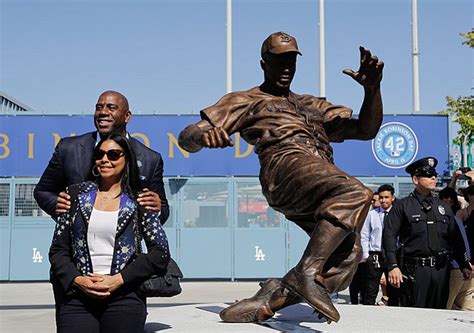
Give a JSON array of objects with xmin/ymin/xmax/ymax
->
[{"xmin": 97, "ymin": 189, "xmax": 121, "ymax": 200}]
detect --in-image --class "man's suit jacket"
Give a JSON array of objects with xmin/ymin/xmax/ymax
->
[{"xmin": 34, "ymin": 131, "xmax": 169, "ymax": 223}]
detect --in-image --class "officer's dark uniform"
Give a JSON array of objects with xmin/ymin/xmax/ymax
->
[{"xmin": 383, "ymin": 157, "xmax": 471, "ymax": 308}]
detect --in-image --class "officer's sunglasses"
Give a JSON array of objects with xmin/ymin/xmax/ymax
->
[
  {"xmin": 94, "ymin": 149, "xmax": 125, "ymax": 161},
  {"xmin": 416, "ymin": 171, "xmax": 438, "ymax": 178}
]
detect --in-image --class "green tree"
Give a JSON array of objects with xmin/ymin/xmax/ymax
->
[
  {"xmin": 440, "ymin": 30, "xmax": 474, "ymax": 167},
  {"xmin": 441, "ymin": 95, "xmax": 474, "ymax": 146},
  {"xmin": 460, "ymin": 29, "xmax": 474, "ymax": 48}
]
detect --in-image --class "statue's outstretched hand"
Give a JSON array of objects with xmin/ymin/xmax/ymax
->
[
  {"xmin": 343, "ymin": 46, "xmax": 384, "ymax": 88},
  {"xmin": 201, "ymin": 127, "xmax": 234, "ymax": 148}
]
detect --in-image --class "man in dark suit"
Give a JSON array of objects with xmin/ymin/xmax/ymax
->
[{"xmin": 34, "ymin": 90, "xmax": 169, "ymax": 223}]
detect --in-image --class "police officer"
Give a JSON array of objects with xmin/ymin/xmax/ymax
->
[{"xmin": 383, "ymin": 157, "xmax": 472, "ymax": 308}]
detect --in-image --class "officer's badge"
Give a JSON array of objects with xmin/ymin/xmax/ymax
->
[
  {"xmin": 438, "ymin": 205, "xmax": 445, "ymax": 215},
  {"xmin": 428, "ymin": 158, "xmax": 435, "ymax": 167},
  {"xmin": 137, "ymin": 160, "xmax": 143, "ymax": 168}
]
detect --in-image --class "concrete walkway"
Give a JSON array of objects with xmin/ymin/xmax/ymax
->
[{"xmin": 0, "ymin": 281, "xmax": 473, "ymax": 332}]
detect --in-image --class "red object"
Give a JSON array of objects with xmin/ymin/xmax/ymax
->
[{"xmin": 239, "ymin": 201, "xmax": 269, "ymax": 213}]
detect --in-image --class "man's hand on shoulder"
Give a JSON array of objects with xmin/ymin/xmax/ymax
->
[
  {"xmin": 55, "ymin": 191, "xmax": 71, "ymax": 216},
  {"xmin": 138, "ymin": 188, "xmax": 161, "ymax": 212}
]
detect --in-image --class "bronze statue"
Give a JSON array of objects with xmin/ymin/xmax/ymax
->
[{"xmin": 178, "ymin": 31, "xmax": 384, "ymax": 323}]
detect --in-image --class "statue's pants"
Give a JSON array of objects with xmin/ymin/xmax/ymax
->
[{"xmin": 260, "ymin": 152, "xmax": 372, "ymax": 292}]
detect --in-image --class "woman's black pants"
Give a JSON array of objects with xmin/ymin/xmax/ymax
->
[{"xmin": 57, "ymin": 290, "xmax": 146, "ymax": 333}]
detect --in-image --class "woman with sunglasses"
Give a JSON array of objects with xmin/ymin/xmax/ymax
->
[{"xmin": 49, "ymin": 133, "xmax": 170, "ymax": 333}]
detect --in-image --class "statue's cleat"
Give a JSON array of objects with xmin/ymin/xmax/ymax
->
[
  {"xmin": 219, "ymin": 279, "xmax": 280, "ymax": 322},
  {"xmin": 315, "ymin": 310, "xmax": 333, "ymax": 324},
  {"xmin": 282, "ymin": 268, "xmax": 340, "ymax": 323}
]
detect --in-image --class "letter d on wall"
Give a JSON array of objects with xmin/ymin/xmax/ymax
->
[{"xmin": 235, "ymin": 133, "xmax": 253, "ymax": 158}]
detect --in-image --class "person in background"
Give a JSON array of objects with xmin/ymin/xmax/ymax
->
[
  {"xmin": 447, "ymin": 167, "xmax": 473, "ymax": 209},
  {"xmin": 383, "ymin": 157, "xmax": 471, "ymax": 309},
  {"xmin": 459, "ymin": 186, "xmax": 474, "ymax": 256},
  {"xmin": 448, "ymin": 167, "xmax": 473, "ymax": 189},
  {"xmin": 360, "ymin": 184, "xmax": 395, "ymax": 305},
  {"xmin": 377, "ymin": 273, "xmax": 389, "ymax": 306},
  {"xmin": 49, "ymin": 133, "xmax": 170, "ymax": 333},
  {"xmin": 457, "ymin": 185, "xmax": 474, "ymax": 232},
  {"xmin": 439, "ymin": 187, "xmax": 462, "ymax": 215},
  {"xmin": 349, "ymin": 260, "xmax": 366, "ymax": 305},
  {"xmin": 447, "ymin": 184, "xmax": 474, "ymax": 310},
  {"xmin": 371, "ymin": 192, "xmax": 381, "ymax": 210},
  {"xmin": 349, "ymin": 190, "xmax": 382, "ymax": 304}
]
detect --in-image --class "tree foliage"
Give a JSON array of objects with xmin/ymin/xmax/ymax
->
[
  {"xmin": 441, "ymin": 95, "xmax": 474, "ymax": 145},
  {"xmin": 460, "ymin": 29, "xmax": 474, "ymax": 48},
  {"xmin": 440, "ymin": 30, "xmax": 474, "ymax": 147}
]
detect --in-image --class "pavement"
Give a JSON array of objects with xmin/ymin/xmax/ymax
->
[{"xmin": 0, "ymin": 281, "xmax": 473, "ymax": 332}]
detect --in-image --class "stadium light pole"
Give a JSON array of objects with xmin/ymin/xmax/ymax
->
[
  {"xmin": 319, "ymin": 0, "xmax": 326, "ymax": 99},
  {"xmin": 226, "ymin": 0, "xmax": 233, "ymax": 94},
  {"xmin": 412, "ymin": 0, "xmax": 420, "ymax": 113}
]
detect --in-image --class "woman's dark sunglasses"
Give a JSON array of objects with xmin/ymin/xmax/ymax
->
[{"xmin": 94, "ymin": 149, "xmax": 125, "ymax": 161}]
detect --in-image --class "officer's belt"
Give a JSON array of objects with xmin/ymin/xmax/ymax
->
[{"xmin": 402, "ymin": 255, "xmax": 448, "ymax": 268}]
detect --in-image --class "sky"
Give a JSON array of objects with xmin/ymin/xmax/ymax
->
[{"xmin": 1, "ymin": 0, "xmax": 472, "ymax": 116}]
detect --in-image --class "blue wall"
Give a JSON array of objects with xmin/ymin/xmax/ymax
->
[
  {"xmin": 0, "ymin": 114, "xmax": 449, "ymax": 177},
  {"xmin": 0, "ymin": 114, "xmax": 448, "ymax": 280}
]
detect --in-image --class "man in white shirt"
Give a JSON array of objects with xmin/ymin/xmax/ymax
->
[
  {"xmin": 349, "ymin": 191, "xmax": 381, "ymax": 304},
  {"xmin": 360, "ymin": 184, "xmax": 395, "ymax": 305}
]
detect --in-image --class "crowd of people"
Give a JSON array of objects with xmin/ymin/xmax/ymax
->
[{"xmin": 350, "ymin": 163, "xmax": 473, "ymax": 311}]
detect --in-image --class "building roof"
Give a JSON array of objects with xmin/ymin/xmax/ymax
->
[{"xmin": 0, "ymin": 91, "xmax": 34, "ymax": 112}]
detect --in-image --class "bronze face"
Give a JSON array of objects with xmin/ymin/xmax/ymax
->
[{"xmin": 261, "ymin": 52, "xmax": 297, "ymax": 92}]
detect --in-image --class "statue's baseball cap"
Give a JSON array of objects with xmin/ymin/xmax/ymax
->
[{"xmin": 261, "ymin": 32, "xmax": 302, "ymax": 58}]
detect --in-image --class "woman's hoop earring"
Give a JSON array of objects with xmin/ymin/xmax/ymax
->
[
  {"xmin": 124, "ymin": 165, "xmax": 130, "ymax": 180},
  {"xmin": 92, "ymin": 166, "xmax": 100, "ymax": 178}
]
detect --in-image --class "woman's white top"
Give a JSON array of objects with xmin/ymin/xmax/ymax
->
[{"xmin": 87, "ymin": 208, "xmax": 119, "ymax": 274}]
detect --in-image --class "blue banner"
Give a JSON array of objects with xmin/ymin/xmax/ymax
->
[{"xmin": 0, "ymin": 114, "xmax": 448, "ymax": 177}]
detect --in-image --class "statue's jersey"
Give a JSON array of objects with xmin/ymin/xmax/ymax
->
[
  {"xmin": 200, "ymin": 86, "xmax": 367, "ymax": 228},
  {"xmin": 201, "ymin": 86, "xmax": 353, "ymax": 164}
]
